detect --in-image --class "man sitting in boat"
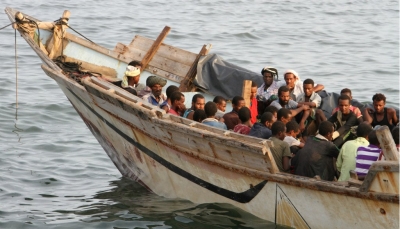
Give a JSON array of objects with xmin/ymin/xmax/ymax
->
[
  {"xmin": 249, "ymin": 112, "xmax": 275, "ymax": 139},
  {"xmin": 183, "ymin": 94, "xmax": 205, "ymax": 120},
  {"xmin": 284, "ymin": 121, "xmax": 304, "ymax": 155},
  {"xmin": 270, "ymin": 86, "xmax": 310, "ymax": 132},
  {"xmin": 120, "ymin": 61, "xmax": 145, "ymax": 96},
  {"xmin": 296, "ymin": 78, "xmax": 326, "ymax": 131},
  {"xmin": 292, "ymin": 121, "xmax": 339, "ymax": 181},
  {"xmin": 277, "ymin": 108, "xmax": 292, "ymax": 124},
  {"xmin": 282, "ymin": 69, "xmax": 324, "ymax": 101},
  {"xmin": 256, "ymin": 67, "xmax": 281, "ymax": 114},
  {"xmin": 223, "ymin": 96, "xmax": 245, "ymax": 130},
  {"xmin": 354, "ymin": 130, "xmax": 381, "ymax": 180},
  {"xmin": 213, "ymin": 96, "xmax": 227, "ymax": 121},
  {"xmin": 193, "ymin": 109, "xmax": 207, "ymax": 123},
  {"xmin": 160, "ymin": 85, "xmax": 179, "ymax": 113},
  {"xmin": 264, "ymin": 106, "xmax": 278, "ymax": 120},
  {"xmin": 233, "ymin": 107, "xmax": 253, "ymax": 135},
  {"xmin": 269, "ymin": 121, "xmax": 292, "ymax": 173},
  {"xmin": 142, "ymin": 75, "xmax": 167, "ymax": 106},
  {"xmin": 336, "ymin": 122, "xmax": 372, "ymax": 181},
  {"xmin": 328, "ymin": 95, "xmax": 359, "ymax": 147},
  {"xmin": 331, "ymin": 88, "xmax": 363, "ymax": 124},
  {"xmin": 201, "ymin": 102, "xmax": 227, "ymax": 130},
  {"xmin": 168, "ymin": 91, "xmax": 185, "ymax": 116},
  {"xmin": 363, "ymin": 93, "xmax": 398, "ymax": 130}
]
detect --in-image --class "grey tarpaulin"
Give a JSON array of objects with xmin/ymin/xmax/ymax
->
[{"xmin": 195, "ymin": 53, "xmax": 264, "ymax": 100}]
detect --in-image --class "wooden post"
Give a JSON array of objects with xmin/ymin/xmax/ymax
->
[
  {"xmin": 376, "ymin": 126, "xmax": 399, "ymax": 161},
  {"xmin": 179, "ymin": 44, "xmax": 212, "ymax": 92},
  {"xmin": 140, "ymin": 26, "xmax": 171, "ymax": 70},
  {"xmin": 47, "ymin": 10, "xmax": 70, "ymax": 59},
  {"xmin": 242, "ymin": 80, "xmax": 252, "ymax": 108}
]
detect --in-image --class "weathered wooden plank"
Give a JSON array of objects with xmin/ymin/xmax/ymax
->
[
  {"xmin": 140, "ymin": 26, "xmax": 171, "ymax": 70},
  {"xmin": 130, "ymin": 35, "xmax": 197, "ymax": 66},
  {"xmin": 242, "ymin": 80, "xmax": 252, "ymax": 108},
  {"xmin": 179, "ymin": 44, "xmax": 211, "ymax": 92},
  {"xmin": 376, "ymin": 125, "xmax": 399, "ymax": 161},
  {"xmin": 63, "ymin": 56, "xmax": 118, "ymax": 78},
  {"xmin": 115, "ymin": 42, "xmax": 190, "ymax": 79}
]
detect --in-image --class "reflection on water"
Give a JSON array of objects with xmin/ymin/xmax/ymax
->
[{"xmin": 68, "ymin": 178, "xmax": 284, "ymax": 229}]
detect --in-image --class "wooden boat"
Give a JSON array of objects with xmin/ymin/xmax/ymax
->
[{"xmin": 5, "ymin": 7, "xmax": 399, "ymax": 229}]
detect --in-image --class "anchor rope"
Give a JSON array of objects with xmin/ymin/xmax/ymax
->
[
  {"xmin": 15, "ymin": 28, "xmax": 18, "ymax": 113},
  {"xmin": 0, "ymin": 22, "xmax": 13, "ymax": 30},
  {"xmin": 54, "ymin": 18, "xmax": 96, "ymax": 44}
]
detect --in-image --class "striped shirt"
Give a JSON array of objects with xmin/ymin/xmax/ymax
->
[{"xmin": 355, "ymin": 144, "xmax": 381, "ymax": 176}]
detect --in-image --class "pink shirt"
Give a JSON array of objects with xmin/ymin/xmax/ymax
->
[{"xmin": 168, "ymin": 108, "xmax": 179, "ymax": 116}]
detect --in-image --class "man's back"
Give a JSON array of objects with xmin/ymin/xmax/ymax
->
[
  {"xmin": 249, "ymin": 123, "xmax": 272, "ymax": 139},
  {"xmin": 223, "ymin": 111, "xmax": 240, "ymax": 130},
  {"xmin": 269, "ymin": 137, "xmax": 291, "ymax": 172},
  {"xmin": 294, "ymin": 135, "xmax": 339, "ymax": 181},
  {"xmin": 336, "ymin": 137, "xmax": 369, "ymax": 181}
]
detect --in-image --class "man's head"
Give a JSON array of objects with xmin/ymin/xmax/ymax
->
[
  {"xmin": 204, "ymin": 101, "xmax": 218, "ymax": 118},
  {"xmin": 191, "ymin": 94, "xmax": 205, "ymax": 111},
  {"xmin": 277, "ymin": 108, "xmax": 292, "ymax": 124},
  {"xmin": 126, "ymin": 61, "xmax": 142, "ymax": 84},
  {"xmin": 391, "ymin": 126, "xmax": 399, "ymax": 145},
  {"xmin": 232, "ymin": 96, "xmax": 245, "ymax": 112},
  {"xmin": 261, "ymin": 112, "xmax": 276, "ymax": 129},
  {"xmin": 286, "ymin": 121, "xmax": 300, "ymax": 138},
  {"xmin": 261, "ymin": 67, "xmax": 278, "ymax": 86},
  {"xmin": 264, "ymin": 106, "xmax": 279, "ymax": 119},
  {"xmin": 193, "ymin": 109, "xmax": 207, "ymax": 123},
  {"xmin": 238, "ymin": 107, "xmax": 251, "ymax": 123},
  {"xmin": 318, "ymin": 121, "xmax": 334, "ymax": 141},
  {"xmin": 283, "ymin": 70, "xmax": 299, "ymax": 90},
  {"xmin": 166, "ymin": 85, "xmax": 179, "ymax": 98},
  {"xmin": 271, "ymin": 121, "xmax": 286, "ymax": 140},
  {"xmin": 170, "ymin": 91, "xmax": 185, "ymax": 112},
  {"xmin": 340, "ymin": 88, "xmax": 352, "ymax": 100},
  {"xmin": 250, "ymin": 81, "xmax": 258, "ymax": 99},
  {"xmin": 337, "ymin": 95, "xmax": 351, "ymax": 114},
  {"xmin": 303, "ymin": 79, "xmax": 314, "ymax": 97},
  {"xmin": 372, "ymin": 93, "xmax": 386, "ymax": 114},
  {"xmin": 146, "ymin": 75, "xmax": 167, "ymax": 97},
  {"xmin": 278, "ymin": 86, "xmax": 291, "ymax": 105},
  {"xmin": 368, "ymin": 130, "xmax": 380, "ymax": 147},
  {"xmin": 357, "ymin": 122, "xmax": 373, "ymax": 139},
  {"xmin": 213, "ymin": 96, "xmax": 227, "ymax": 112}
]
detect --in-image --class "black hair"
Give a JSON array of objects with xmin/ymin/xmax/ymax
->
[
  {"xmin": 128, "ymin": 60, "xmax": 142, "ymax": 67},
  {"xmin": 356, "ymin": 122, "xmax": 373, "ymax": 138},
  {"xmin": 286, "ymin": 121, "xmax": 300, "ymax": 133},
  {"xmin": 303, "ymin": 78, "xmax": 314, "ymax": 85},
  {"xmin": 264, "ymin": 106, "xmax": 279, "ymax": 115},
  {"xmin": 278, "ymin": 86, "xmax": 290, "ymax": 96},
  {"xmin": 238, "ymin": 107, "xmax": 251, "ymax": 123},
  {"xmin": 338, "ymin": 94, "xmax": 351, "ymax": 103},
  {"xmin": 251, "ymin": 81, "xmax": 258, "ymax": 88},
  {"xmin": 392, "ymin": 126, "xmax": 399, "ymax": 145},
  {"xmin": 166, "ymin": 85, "xmax": 179, "ymax": 98},
  {"xmin": 232, "ymin": 96, "xmax": 244, "ymax": 106},
  {"xmin": 340, "ymin": 88, "xmax": 352, "ymax": 95},
  {"xmin": 271, "ymin": 121, "xmax": 286, "ymax": 136},
  {"xmin": 193, "ymin": 109, "xmax": 207, "ymax": 123},
  {"xmin": 204, "ymin": 101, "xmax": 218, "ymax": 117},
  {"xmin": 319, "ymin": 121, "xmax": 334, "ymax": 136},
  {"xmin": 261, "ymin": 112, "xmax": 274, "ymax": 124},
  {"xmin": 192, "ymin": 94, "xmax": 205, "ymax": 103},
  {"xmin": 368, "ymin": 130, "xmax": 380, "ymax": 146},
  {"xmin": 372, "ymin": 93, "xmax": 386, "ymax": 103},
  {"xmin": 277, "ymin": 108, "xmax": 291, "ymax": 121},
  {"xmin": 213, "ymin": 96, "xmax": 226, "ymax": 104},
  {"xmin": 170, "ymin": 91, "xmax": 184, "ymax": 104}
]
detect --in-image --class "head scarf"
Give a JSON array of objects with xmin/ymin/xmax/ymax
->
[
  {"xmin": 146, "ymin": 75, "xmax": 167, "ymax": 87},
  {"xmin": 121, "ymin": 65, "xmax": 141, "ymax": 88},
  {"xmin": 284, "ymin": 69, "xmax": 300, "ymax": 81}
]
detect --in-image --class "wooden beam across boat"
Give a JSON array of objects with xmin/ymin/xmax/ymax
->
[{"xmin": 140, "ymin": 26, "xmax": 170, "ymax": 70}]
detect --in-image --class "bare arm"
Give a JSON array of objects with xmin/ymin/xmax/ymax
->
[
  {"xmin": 292, "ymin": 104, "xmax": 310, "ymax": 117},
  {"xmin": 362, "ymin": 107, "xmax": 373, "ymax": 124},
  {"xmin": 283, "ymin": 156, "xmax": 291, "ymax": 171},
  {"xmin": 388, "ymin": 108, "xmax": 399, "ymax": 125},
  {"xmin": 313, "ymin": 84, "xmax": 324, "ymax": 92},
  {"xmin": 299, "ymin": 109, "xmax": 310, "ymax": 132},
  {"xmin": 187, "ymin": 111, "xmax": 195, "ymax": 120},
  {"xmin": 298, "ymin": 101, "xmax": 317, "ymax": 108}
]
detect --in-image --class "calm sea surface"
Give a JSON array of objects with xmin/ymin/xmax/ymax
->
[{"xmin": 0, "ymin": 0, "xmax": 398, "ymax": 228}]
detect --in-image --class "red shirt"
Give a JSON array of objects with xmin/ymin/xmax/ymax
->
[
  {"xmin": 234, "ymin": 124, "xmax": 251, "ymax": 135},
  {"xmin": 250, "ymin": 97, "xmax": 258, "ymax": 124},
  {"xmin": 168, "ymin": 108, "xmax": 179, "ymax": 116}
]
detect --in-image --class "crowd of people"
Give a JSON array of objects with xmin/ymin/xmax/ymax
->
[{"xmin": 116, "ymin": 61, "xmax": 399, "ymax": 182}]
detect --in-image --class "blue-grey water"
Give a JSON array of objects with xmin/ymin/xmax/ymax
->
[{"xmin": 0, "ymin": 0, "xmax": 398, "ymax": 228}]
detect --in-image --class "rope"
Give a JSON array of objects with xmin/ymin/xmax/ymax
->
[
  {"xmin": 0, "ymin": 22, "xmax": 13, "ymax": 30},
  {"xmin": 53, "ymin": 56, "xmax": 102, "ymax": 84},
  {"xmin": 54, "ymin": 18, "xmax": 96, "ymax": 44},
  {"xmin": 15, "ymin": 28, "xmax": 18, "ymax": 112}
]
